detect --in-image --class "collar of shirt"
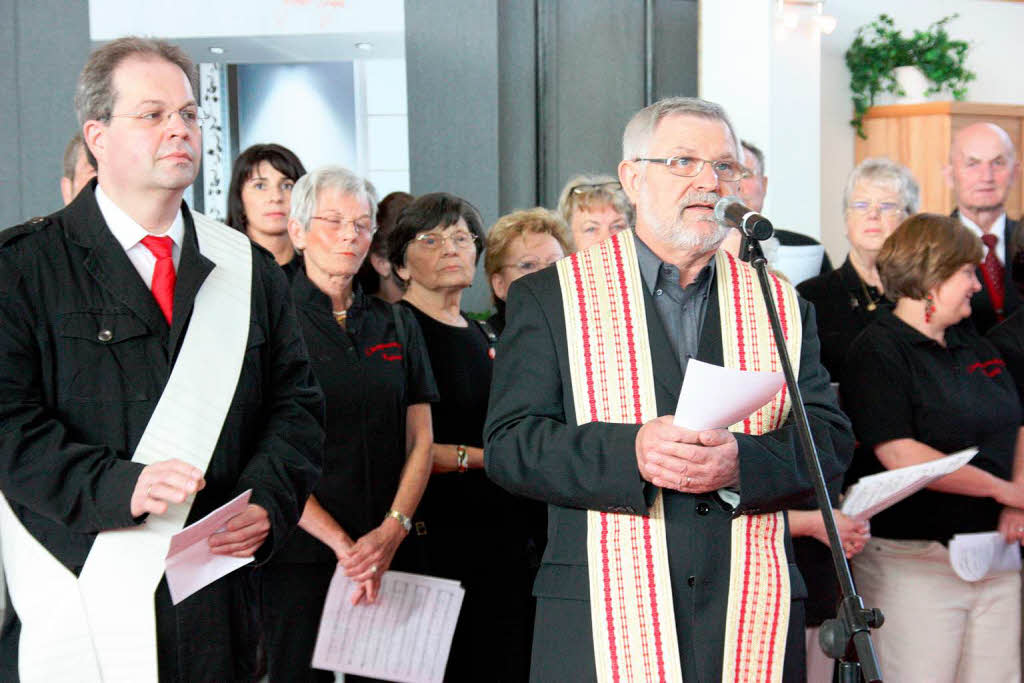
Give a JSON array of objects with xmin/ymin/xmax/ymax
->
[
  {"xmin": 95, "ymin": 182, "xmax": 184, "ymax": 271},
  {"xmin": 957, "ymin": 210, "xmax": 1007, "ymax": 262},
  {"xmin": 634, "ymin": 232, "xmax": 716, "ymax": 295},
  {"xmin": 879, "ymin": 310, "xmax": 970, "ymax": 350}
]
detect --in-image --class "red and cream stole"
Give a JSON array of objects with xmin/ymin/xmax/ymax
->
[{"xmin": 556, "ymin": 231, "xmax": 801, "ymax": 683}]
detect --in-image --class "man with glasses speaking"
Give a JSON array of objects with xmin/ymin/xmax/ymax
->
[
  {"xmin": 485, "ymin": 97, "xmax": 853, "ymax": 682},
  {"xmin": 0, "ymin": 37, "xmax": 324, "ymax": 681}
]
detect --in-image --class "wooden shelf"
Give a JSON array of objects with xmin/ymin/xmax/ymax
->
[{"xmin": 854, "ymin": 102, "xmax": 1024, "ymax": 217}]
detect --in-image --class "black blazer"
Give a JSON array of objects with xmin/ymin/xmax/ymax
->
[
  {"xmin": 952, "ymin": 209, "xmax": 1021, "ymax": 333},
  {"xmin": 484, "ymin": 258, "xmax": 853, "ymax": 682},
  {"xmin": 0, "ymin": 182, "xmax": 324, "ymax": 680}
]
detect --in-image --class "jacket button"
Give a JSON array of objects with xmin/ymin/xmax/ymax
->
[
  {"xmin": 696, "ymin": 502, "xmax": 710, "ymax": 516},
  {"xmin": 97, "ymin": 329, "xmax": 113, "ymax": 342},
  {"xmin": 687, "ymin": 575, "xmax": 696, "ymax": 587}
]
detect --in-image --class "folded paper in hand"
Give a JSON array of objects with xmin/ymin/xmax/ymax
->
[
  {"xmin": 673, "ymin": 358, "xmax": 785, "ymax": 431},
  {"xmin": 949, "ymin": 531, "xmax": 1022, "ymax": 582},
  {"xmin": 164, "ymin": 489, "xmax": 254, "ymax": 605}
]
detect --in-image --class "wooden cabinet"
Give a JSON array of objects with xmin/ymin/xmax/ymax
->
[{"xmin": 854, "ymin": 102, "xmax": 1024, "ymax": 217}]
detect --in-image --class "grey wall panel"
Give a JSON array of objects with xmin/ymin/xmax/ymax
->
[
  {"xmin": 539, "ymin": 0, "xmax": 647, "ymax": 207},
  {"xmin": 497, "ymin": 0, "xmax": 537, "ymax": 215},
  {"xmin": 12, "ymin": 0, "xmax": 90, "ymax": 224},
  {"xmin": 653, "ymin": 0, "xmax": 698, "ymax": 101},
  {"xmin": 0, "ymin": 0, "xmax": 21, "ymax": 229},
  {"xmin": 405, "ymin": 0, "xmax": 500, "ymax": 313}
]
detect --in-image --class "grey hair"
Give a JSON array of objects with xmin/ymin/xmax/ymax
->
[
  {"xmin": 62, "ymin": 133, "xmax": 88, "ymax": 180},
  {"xmin": 843, "ymin": 157, "xmax": 920, "ymax": 214},
  {"xmin": 290, "ymin": 165, "xmax": 379, "ymax": 231},
  {"xmin": 622, "ymin": 96, "xmax": 742, "ymax": 162},
  {"xmin": 75, "ymin": 36, "xmax": 196, "ymax": 126}
]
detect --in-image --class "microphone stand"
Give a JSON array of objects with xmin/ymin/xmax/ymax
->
[{"xmin": 738, "ymin": 235, "xmax": 884, "ymax": 683}]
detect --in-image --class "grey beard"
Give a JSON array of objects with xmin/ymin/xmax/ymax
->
[{"xmin": 642, "ymin": 189, "xmax": 729, "ymax": 252}]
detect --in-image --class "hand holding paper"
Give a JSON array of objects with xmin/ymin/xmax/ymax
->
[{"xmin": 165, "ymin": 490, "xmax": 256, "ymax": 605}]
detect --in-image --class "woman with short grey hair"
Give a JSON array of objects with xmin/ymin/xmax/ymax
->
[
  {"xmin": 260, "ymin": 165, "xmax": 438, "ymax": 682},
  {"xmin": 797, "ymin": 157, "xmax": 921, "ymax": 381}
]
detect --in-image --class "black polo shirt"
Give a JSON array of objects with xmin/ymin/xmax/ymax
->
[
  {"xmin": 797, "ymin": 256, "xmax": 893, "ymax": 383},
  {"xmin": 274, "ymin": 271, "xmax": 439, "ymax": 564},
  {"xmin": 840, "ymin": 313, "xmax": 1020, "ymax": 543}
]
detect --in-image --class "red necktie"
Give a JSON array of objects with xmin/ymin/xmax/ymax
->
[
  {"xmin": 141, "ymin": 235, "xmax": 176, "ymax": 324},
  {"xmin": 980, "ymin": 233, "xmax": 1006, "ymax": 321}
]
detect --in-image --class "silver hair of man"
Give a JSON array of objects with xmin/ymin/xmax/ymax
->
[
  {"xmin": 842, "ymin": 157, "xmax": 921, "ymax": 215},
  {"xmin": 290, "ymin": 166, "xmax": 379, "ymax": 231},
  {"xmin": 621, "ymin": 96, "xmax": 743, "ymax": 162}
]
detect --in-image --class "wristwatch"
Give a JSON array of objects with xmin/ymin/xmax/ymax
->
[
  {"xmin": 385, "ymin": 509, "xmax": 412, "ymax": 532},
  {"xmin": 456, "ymin": 444, "xmax": 469, "ymax": 473}
]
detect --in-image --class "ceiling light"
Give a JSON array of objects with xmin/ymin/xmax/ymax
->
[
  {"xmin": 355, "ymin": 42, "xmax": 373, "ymax": 51},
  {"xmin": 209, "ymin": 46, "xmax": 225, "ymax": 55}
]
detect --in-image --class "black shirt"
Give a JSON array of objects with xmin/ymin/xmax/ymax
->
[
  {"xmin": 274, "ymin": 273, "xmax": 438, "ymax": 564},
  {"xmin": 797, "ymin": 256, "xmax": 893, "ymax": 382},
  {"xmin": 399, "ymin": 302, "xmax": 529, "ymax": 578},
  {"xmin": 841, "ymin": 313, "xmax": 1020, "ymax": 542}
]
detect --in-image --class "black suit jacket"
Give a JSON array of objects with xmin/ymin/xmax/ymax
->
[
  {"xmin": 484, "ymin": 257, "xmax": 854, "ymax": 682},
  {"xmin": 952, "ymin": 209, "xmax": 1021, "ymax": 334},
  {"xmin": 0, "ymin": 183, "xmax": 325, "ymax": 680}
]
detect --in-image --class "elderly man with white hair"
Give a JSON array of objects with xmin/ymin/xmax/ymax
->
[{"xmin": 485, "ymin": 97, "xmax": 853, "ymax": 683}]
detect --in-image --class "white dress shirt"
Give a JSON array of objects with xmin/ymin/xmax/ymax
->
[
  {"xmin": 94, "ymin": 183, "xmax": 184, "ymax": 290},
  {"xmin": 958, "ymin": 211, "xmax": 1007, "ymax": 265}
]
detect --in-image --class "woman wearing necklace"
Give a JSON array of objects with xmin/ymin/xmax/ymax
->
[
  {"xmin": 260, "ymin": 167, "xmax": 438, "ymax": 682},
  {"xmin": 388, "ymin": 193, "xmax": 534, "ymax": 681},
  {"xmin": 798, "ymin": 157, "xmax": 920, "ymax": 382}
]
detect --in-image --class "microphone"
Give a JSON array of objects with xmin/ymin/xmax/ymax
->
[{"xmin": 714, "ymin": 196, "xmax": 774, "ymax": 241}]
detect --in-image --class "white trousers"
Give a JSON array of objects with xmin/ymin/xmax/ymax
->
[{"xmin": 853, "ymin": 537, "xmax": 1021, "ymax": 683}]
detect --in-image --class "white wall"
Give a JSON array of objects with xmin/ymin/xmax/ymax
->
[
  {"xmin": 700, "ymin": 0, "xmax": 822, "ymax": 240},
  {"xmin": 89, "ymin": 0, "xmax": 404, "ymax": 39},
  {"xmin": 820, "ymin": 0, "xmax": 1024, "ymax": 263}
]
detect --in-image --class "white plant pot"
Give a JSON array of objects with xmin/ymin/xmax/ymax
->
[{"xmin": 874, "ymin": 66, "xmax": 934, "ymax": 106}]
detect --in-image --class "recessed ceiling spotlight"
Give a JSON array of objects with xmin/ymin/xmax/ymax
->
[
  {"xmin": 209, "ymin": 46, "xmax": 225, "ymax": 55},
  {"xmin": 355, "ymin": 42, "xmax": 373, "ymax": 51}
]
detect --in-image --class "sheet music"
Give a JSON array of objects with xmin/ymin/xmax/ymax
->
[
  {"xmin": 949, "ymin": 531, "xmax": 1022, "ymax": 582},
  {"xmin": 674, "ymin": 358, "xmax": 785, "ymax": 431},
  {"xmin": 164, "ymin": 489, "xmax": 254, "ymax": 605},
  {"xmin": 312, "ymin": 569, "xmax": 464, "ymax": 683},
  {"xmin": 840, "ymin": 448, "xmax": 977, "ymax": 521}
]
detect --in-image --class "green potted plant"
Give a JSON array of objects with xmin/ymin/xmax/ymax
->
[{"xmin": 845, "ymin": 13, "xmax": 975, "ymax": 138}]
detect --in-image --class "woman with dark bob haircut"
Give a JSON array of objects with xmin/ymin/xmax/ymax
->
[
  {"xmin": 387, "ymin": 192, "xmax": 535, "ymax": 681},
  {"xmin": 840, "ymin": 213, "xmax": 1024, "ymax": 681},
  {"xmin": 226, "ymin": 143, "xmax": 306, "ymax": 278}
]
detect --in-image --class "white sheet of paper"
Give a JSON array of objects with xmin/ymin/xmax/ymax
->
[
  {"xmin": 164, "ymin": 489, "xmax": 254, "ymax": 605},
  {"xmin": 312, "ymin": 569, "xmax": 465, "ymax": 683},
  {"xmin": 673, "ymin": 358, "xmax": 785, "ymax": 431},
  {"xmin": 773, "ymin": 245, "xmax": 825, "ymax": 286},
  {"xmin": 949, "ymin": 531, "xmax": 1022, "ymax": 582},
  {"xmin": 840, "ymin": 448, "xmax": 977, "ymax": 521}
]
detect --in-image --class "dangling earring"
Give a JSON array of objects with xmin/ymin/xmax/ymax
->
[{"xmin": 924, "ymin": 294, "xmax": 935, "ymax": 324}]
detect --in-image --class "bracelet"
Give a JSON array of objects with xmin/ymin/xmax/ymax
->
[
  {"xmin": 456, "ymin": 444, "xmax": 469, "ymax": 473},
  {"xmin": 385, "ymin": 509, "xmax": 412, "ymax": 532}
]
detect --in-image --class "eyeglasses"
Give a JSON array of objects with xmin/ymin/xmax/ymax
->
[
  {"xmin": 502, "ymin": 258, "xmax": 560, "ymax": 274},
  {"xmin": 848, "ymin": 201, "xmax": 904, "ymax": 216},
  {"xmin": 633, "ymin": 157, "xmax": 749, "ymax": 182},
  {"xmin": 311, "ymin": 215, "xmax": 375, "ymax": 236},
  {"xmin": 413, "ymin": 231, "xmax": 478, "ymax": 250},
  {"xmin": 570, "ymin": 181, "xmax": 622, "ymax": 195},
  {"xmin": 106, "ymin": 106, "xmax": 210, "ymax": 129}
]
